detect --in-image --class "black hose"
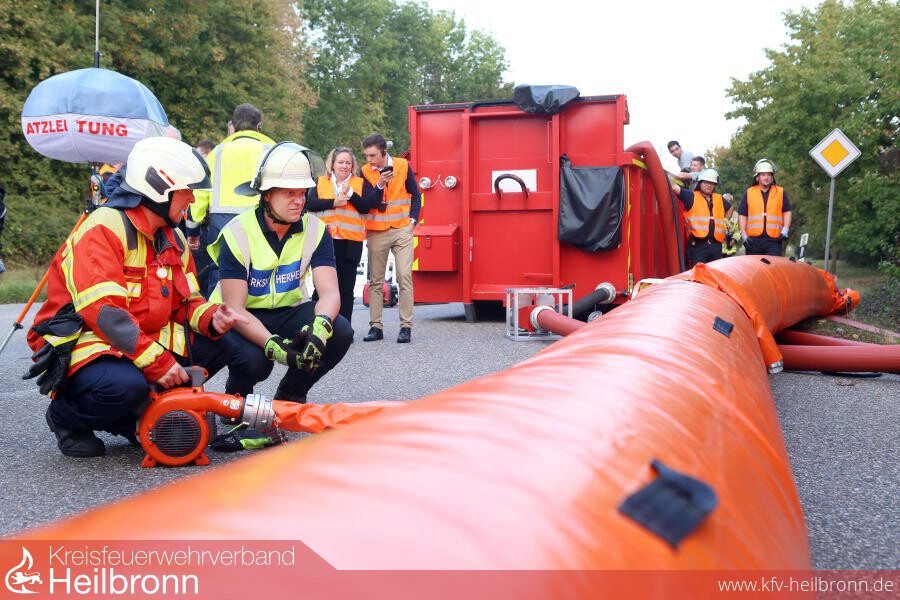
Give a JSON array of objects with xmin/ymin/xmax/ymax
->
[
  {"xmin": 569, "ymin": 286, "xmax": 617, "ymax": 319},
  {"xmin": 664, "ymin": 176, "xmax": 686, "ymax": 272}
]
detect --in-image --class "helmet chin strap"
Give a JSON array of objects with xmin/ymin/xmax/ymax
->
[
  {"xmin": 260, "ymin": 191, "xmax": 293, "ymax": 225},
  {"xmin": 141, "ymin": 195, "xmax": 179, "ymax": 228}
]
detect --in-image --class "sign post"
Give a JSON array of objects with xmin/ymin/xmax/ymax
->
[{"xmin": 809, "ymin": 128, "xmax": 861, "ymax": 271}]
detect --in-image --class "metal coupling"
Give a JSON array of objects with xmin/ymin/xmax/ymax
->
[
  {"xmin": 241, "ymin": 394, "xmax": 275, "ymax": 430},
  {"xmin": 767, "ymin": 360, "xmax": 784, "ymax": 374},
  {"xmin": 529, "ymin": 304, "xmax": 557, "ymax": 331},
  {"xmin": 594, "ymin": 282, "xmax": 617, "ymax": 304}
]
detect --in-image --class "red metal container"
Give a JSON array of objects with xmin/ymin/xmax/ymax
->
[{"xmin": 409, "ymin": 95, "xmax": 683, "ymax": 320}]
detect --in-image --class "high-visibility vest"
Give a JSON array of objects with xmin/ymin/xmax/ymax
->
[
  {"xmin": 312, "ymin": 176, "xmax": 366, "ymax": 241},
  {"xmin": 208, "ymin": 208, "xmax": 325, "ymax": 309},
  {"xmin": 362, "ymin": 157, "xmax": 411, "ymax": 231},
  {"xmin": 686, "ymin": 192, "xmax": 727, "ymax": 242},
  {"xmin": 745, "ymin": 185, "xmax": 784, "ymax": 238},
  {"xmin": 28, "ymin": 207, "xmax": 216, "ymax": 380},
  {"xmin": 187, "ymin": 130, "xmax": 276, "ymax": 226}
]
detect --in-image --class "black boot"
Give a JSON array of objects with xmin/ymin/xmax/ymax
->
[
  {"xmin": 397, "ymin": 327, "xmax": 411, "ymax": 343},
  {"xmin": 363, "ymin": 326, "xmax": 383, "ymax": 342},
  {"xmin": 45, "ymin": 407, "xmax": 105, "ymax": 457},
  {"xmin": 275, "ymin": 382, "xmax": 307, "ymax": 404}
]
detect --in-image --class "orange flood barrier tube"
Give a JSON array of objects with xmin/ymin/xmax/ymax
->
[{"xmin": 15, "ymin": 256, "xmax": 859, "ymax": 574}]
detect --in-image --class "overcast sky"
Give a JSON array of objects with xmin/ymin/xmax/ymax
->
[{"xmin": 425, "ymin": 0, "xmax": 820, "ymax": 171}]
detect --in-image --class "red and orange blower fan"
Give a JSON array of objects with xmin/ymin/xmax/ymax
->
[{"xmin": 136, "ymin": 367, "xmax": 275, "ymax": 468}]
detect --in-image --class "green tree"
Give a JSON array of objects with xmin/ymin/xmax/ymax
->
[
  {"xmin": 0, "ymin": 0, "xmax": 315, "ymax": 265},
  {"xmin": 300, "ymin": 0, "xmax": 513, "ymax": 154},
  {"xmin": 721, "ymin": 0, "xmax": 898, "ymax": 263}
]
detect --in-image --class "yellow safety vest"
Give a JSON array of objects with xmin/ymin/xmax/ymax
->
[
  {"xmin": 208, "ymin": 208, "xmax": 325, "ymax": 309},
  {"xmin": 187, "ymin": 130, "xmax": 276, "ymax": 226},
  {"xmin": 312, "ymin": 176, "xmax": 366, "ymax": 241}
]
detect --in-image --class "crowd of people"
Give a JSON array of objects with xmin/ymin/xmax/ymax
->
[
  {"xmin": 666, "ymin": 140, "xmax": 792, "ymax": 266},
  {"xmin": 26, "ymin": 103, "xmax": 421, "ymax": 457},
  {"xmin": 20, "ymin": 108, "xmax": 795, "ymax": 459}
]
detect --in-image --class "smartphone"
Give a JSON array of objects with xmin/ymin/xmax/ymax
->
[{"xmin": 380, "ymin": 166, "xmax": 394, "ymax": 173}]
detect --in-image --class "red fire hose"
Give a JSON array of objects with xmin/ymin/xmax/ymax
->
[
  {"xmin": 624, "ymin": 141, "xmax": 683, "ymax": 274},
  {"xmin": 776, "ymin": 329, "xmax": 870, "ymax": 346},
  {"xmin": 778, "ymin": 344, "xmax": 900, "ymax": 373}
]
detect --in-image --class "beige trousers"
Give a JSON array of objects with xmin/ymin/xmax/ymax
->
[{"xmin": 367, "ymin": 223, "xmax": 414, "ymax": 329}]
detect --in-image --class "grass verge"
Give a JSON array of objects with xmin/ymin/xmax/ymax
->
[{"xmin": 0, "ymin": 265, "xmax": 48, "ymax": 304}]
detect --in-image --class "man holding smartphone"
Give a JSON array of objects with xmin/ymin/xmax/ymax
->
[{"xmin": 359, "ymin": 133, "xmax": 421, "ymax": 343}]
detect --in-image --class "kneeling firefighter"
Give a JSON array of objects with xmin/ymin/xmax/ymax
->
[
  {"xmin": 25, "ymin": 137, "xmax": 247, "ymax": 457},
  {"xmin": 209, "ymin": 142, "xmax": 353, "ymax": 404}
]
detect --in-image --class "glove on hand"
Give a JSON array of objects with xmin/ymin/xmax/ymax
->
[
  {"xmin": 294, "ymin": 315, "xmax": 334, "ymax": 372},
  {"xmin": 22, "ymin": 303, "xmax": 84, "ymax": 396},
  {"xmin": 780, "ymin": 226, "xmax": 790, "ymax": 240},
  {"xmin": 741, "ymin": 231, "xmax": 748, "ymax": 243},
  {"xmin": 264, "ymin": 335, "xmax": 305, "ymax": 370}
]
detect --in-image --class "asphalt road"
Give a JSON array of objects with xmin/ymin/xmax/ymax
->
[{"xmin": 0, "ymin": 300, "xmax": 896, "ymax": 569}]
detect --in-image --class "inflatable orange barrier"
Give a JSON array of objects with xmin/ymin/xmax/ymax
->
[{"xmin": 15, "ymin": 256, "xmax": 859, "ymax": 576}]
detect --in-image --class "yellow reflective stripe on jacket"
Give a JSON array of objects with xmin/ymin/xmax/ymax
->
[
  {"xmin": 190, "ymin": 302, "xmax": 217, "ymax": 331},
  {"xmin": 72, "ymin": 281, "xmax": 128, "ymax": 312},
  {"xmin": 133, "ymin": 341, "xmax": 166, "ymax": 369}
]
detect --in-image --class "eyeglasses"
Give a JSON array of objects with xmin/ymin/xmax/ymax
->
[{"xmin": 333, "ymin": 146, "xmax": 354, "ymax": 154}]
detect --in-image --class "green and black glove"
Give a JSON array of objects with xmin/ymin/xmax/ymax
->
[
  {"xmin": 264, "ymin": 334, "xmax": 305, "ymax": 370},
  {"xmin": 295, "ymin": 315, "xmax": 334, "ymax": 372}
]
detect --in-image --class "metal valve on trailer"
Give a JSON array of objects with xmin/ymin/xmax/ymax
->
[{"xmin": 137, "ymin": 366, "xmax": 275, "ymax": 468}]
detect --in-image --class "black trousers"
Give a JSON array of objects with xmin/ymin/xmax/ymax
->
[
  {"xmin": 688, "ymin": 238, "xmax": 724, "ymax": 267},
  {"xmin": 333, "ymin": 238, "xmax": 363, "ymax": 324},
  {"xmin": 49, "ymin": 333, "xmax": 233, "ymax": 435},
  {"xmin": 224, "ymin": 303, "xmax": 353, "ymax": 400},
  {"xmin": 745, "ymin": 235, "xmax": 784, "ymax": 257}
]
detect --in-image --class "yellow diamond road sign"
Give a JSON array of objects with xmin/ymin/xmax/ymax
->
[{"xmin": 810, "ymin": 128, "xmax": 860, "ymax": 178}]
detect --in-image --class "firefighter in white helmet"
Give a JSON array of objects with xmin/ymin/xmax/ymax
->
[
  {"xmin": 672, "ymin": 168, "xmax": 733, "ymax": 266},
  {"xmin": 738, "ymin": 159, "xmax": 793, "ymax": 256},
  {"xmin": 208, "ymin": 142, "xmax": 353, "ymax": 404},
  {"xmin": 26, "ymin": 137, "xmax": 247, "ymax": 457}
]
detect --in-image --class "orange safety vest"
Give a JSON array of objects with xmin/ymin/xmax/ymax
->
[
  {"xmin": 362, "ymin": 156, "xmax": 412, "ymax": 231},
  {"xmin": 686, "ymin": 192, "xmax": 727, "ymax": 242},
  {"xmin": 312, "ymin": 176, "xmax": 366, "ymax": 241},
  {"xmin": 745, "ymin": 185, "xmax": 784, "ymax": 238}
]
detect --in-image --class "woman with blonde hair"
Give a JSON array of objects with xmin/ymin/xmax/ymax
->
[{"xmin": 306, "ymin": 147, "xmax": 375, "ymax": 325}]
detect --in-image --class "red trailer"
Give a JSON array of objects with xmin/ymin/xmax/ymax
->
[{"xmin": 409, "ymin": 93, "xmax": 685, "ymax": 321}]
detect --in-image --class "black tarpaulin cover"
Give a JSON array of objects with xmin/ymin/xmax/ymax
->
[
  {"xmin": 558, "ymin": 154, "xmax": 625, "ymax": 252},
  {"xmin": 512, "ymin": 84, "xmax": 580, "ymax": 114}
]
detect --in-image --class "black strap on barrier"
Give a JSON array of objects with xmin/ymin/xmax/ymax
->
[
  {"xmin": 713, "ymin": 316, "xmax": 734, "ymax": 338},
  {"xmin": 618, "ymin": 458, "xmax": 718, "ymax": 549}
]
